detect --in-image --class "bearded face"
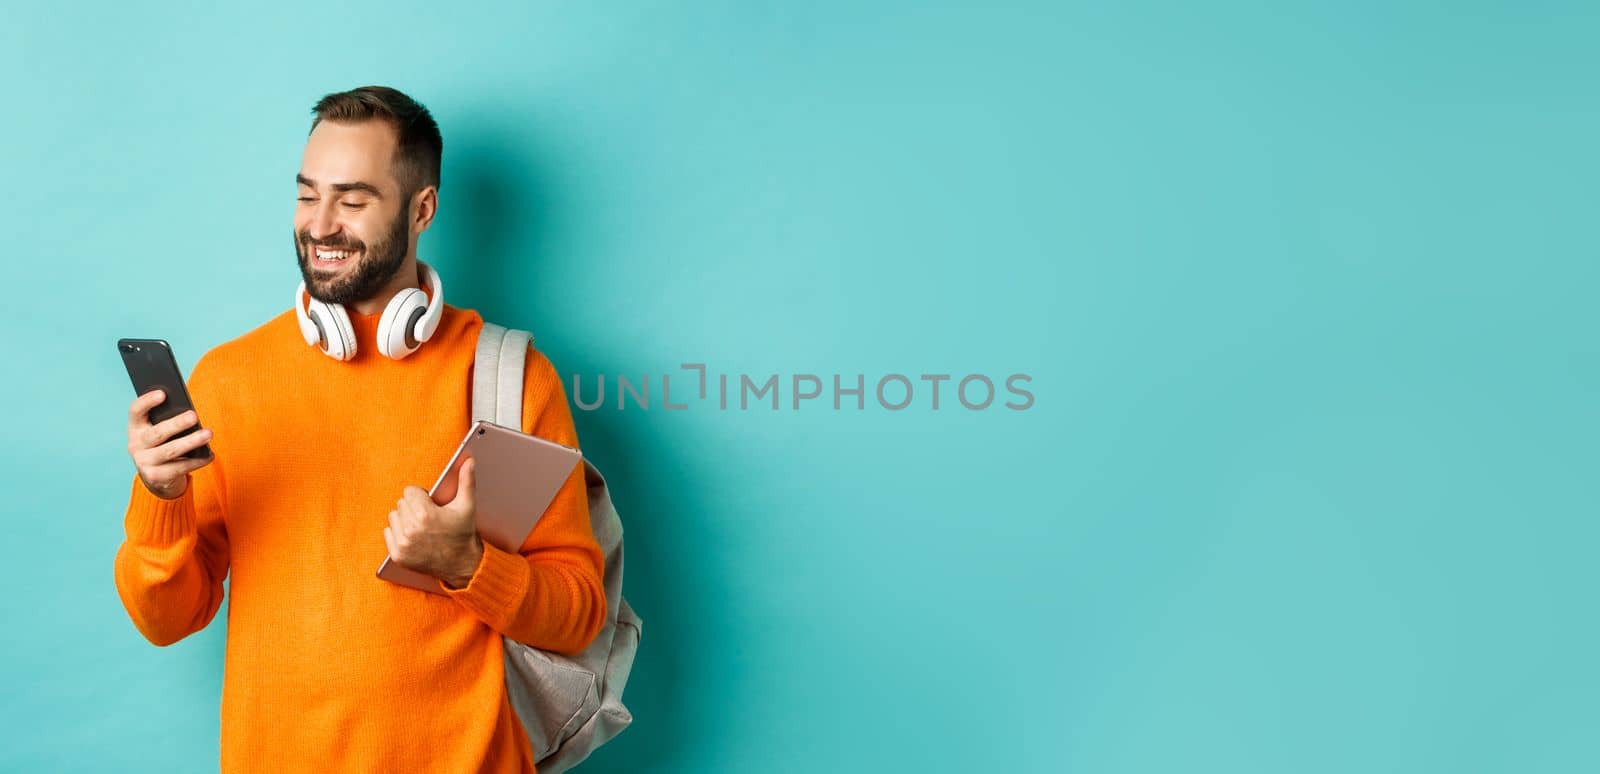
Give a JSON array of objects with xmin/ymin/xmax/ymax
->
[{"xmin": 294, "ymin": 119, "xmax": 419, "ymax": 306}]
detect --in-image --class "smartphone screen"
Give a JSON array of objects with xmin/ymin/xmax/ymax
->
[{"xmin": 118, "ymin": 338, "xmax": 213, "ymax": 461}]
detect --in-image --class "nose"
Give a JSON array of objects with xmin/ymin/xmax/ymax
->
[{"xmin": 305, "ymin": 200, "xmax": 340, "ymax": 243}]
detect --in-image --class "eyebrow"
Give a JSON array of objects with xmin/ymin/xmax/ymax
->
[{"xmin": 296, "ymin": 174, "xmax": 383, "ymax": 198}]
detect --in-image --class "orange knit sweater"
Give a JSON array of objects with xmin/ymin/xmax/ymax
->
[{"xmin": 113, "ymin": 299, "xmax": 606, "ymax": 773}]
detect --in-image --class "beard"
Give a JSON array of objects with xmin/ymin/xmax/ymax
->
[{"xmin": 294, "ymin": 207, "xmax": 411, "ymax": 306}]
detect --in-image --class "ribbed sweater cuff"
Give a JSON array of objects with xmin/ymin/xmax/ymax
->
[
  {"xmin": 124, "ymin": 473, "xmax": 198, "ymax": 546},
  {"xmin": 441, "ymin": 539, "xmax": 530, "ymax": 629}
]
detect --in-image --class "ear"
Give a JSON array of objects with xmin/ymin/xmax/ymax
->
[{"xmin": 410, "ymin": 184, "xmax": 438, "ymax": 236}]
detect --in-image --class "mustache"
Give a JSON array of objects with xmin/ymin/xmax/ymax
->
[{"xmin": 299, "ymin": 232, "xmax": 365, "ymax": 251}]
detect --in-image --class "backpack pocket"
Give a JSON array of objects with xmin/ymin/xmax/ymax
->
[{"xmin": 502, "ymin": 639, "xmax": 600, "ymax": 761}]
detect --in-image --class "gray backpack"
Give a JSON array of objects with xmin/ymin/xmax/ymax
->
[{"xmin": 473, "ymin": 322, "xmax": 642, "ymax": 773}]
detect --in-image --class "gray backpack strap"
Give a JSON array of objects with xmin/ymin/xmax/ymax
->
[
  {"xmin": 496, "ymin": 328, "xmax": 532, "ymax": 427},
  {"xmin": 472, "ymin": 322, "xmax": 532, "ymax": 428},
  {"xmin": 472, "ymin": 322, "xmax": 506, "ymax": 425}
]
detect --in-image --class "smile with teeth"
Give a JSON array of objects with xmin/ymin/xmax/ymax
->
[{"xmin": 314, "ymin": 247, "xmax": 359, "ymax": 263}]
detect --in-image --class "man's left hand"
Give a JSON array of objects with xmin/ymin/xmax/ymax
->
[{"xmin": 384, "ymin": 457, "xmax": 483, "ymax": 589}]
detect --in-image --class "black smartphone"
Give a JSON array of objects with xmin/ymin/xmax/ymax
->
[{"xmin": 118, "ymin": 338, "xmax": 213, "ymax": 461}]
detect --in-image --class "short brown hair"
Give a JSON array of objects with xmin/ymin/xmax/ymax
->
[{"xmin": 309, "ymin": 86, "xmax": 443, "ymax": 197}]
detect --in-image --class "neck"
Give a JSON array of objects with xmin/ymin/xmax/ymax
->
[{"xmin": 349, "ymin": 255, "xmax": 422, "ymax": 316}]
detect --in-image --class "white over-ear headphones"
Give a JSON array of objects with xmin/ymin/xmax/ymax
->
[{"xmin": 295, "ymin": 261, "xmax": 446, "ymax": 361}]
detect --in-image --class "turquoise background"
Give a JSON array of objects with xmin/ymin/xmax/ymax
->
[{"xmin": 4, "ymin": 1, "xmax": 1597, "ymax": 771}]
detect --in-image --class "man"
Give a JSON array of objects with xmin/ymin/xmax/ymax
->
[{"xmin": 114, "ymin": 86, "xmax": 606, "ymax": 773}]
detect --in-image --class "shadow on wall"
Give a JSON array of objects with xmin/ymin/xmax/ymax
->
[{"xmin": 434, "ymin": 118, "xmax": 730, "ymax": 771}]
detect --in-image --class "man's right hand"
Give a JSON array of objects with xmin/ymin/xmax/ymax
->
[{"xmin": 127, "ymin": 390, "xmax": 214, "ymax": 500}]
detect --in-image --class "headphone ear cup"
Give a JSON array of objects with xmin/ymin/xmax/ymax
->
[
  {"xmin": 309, "ymin": 299, "xmax": 357, "ymax": 361},
  {"xmin": 377, "ymin": 288, "xmax": 429, "ymax": 359}
]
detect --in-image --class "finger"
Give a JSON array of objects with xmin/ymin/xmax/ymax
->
[
  {"xmin": 137, "ymin": 411, "xmax": 192, "ymax": 450},
  {"xmin": 396, "ymin": 494, "xmax": 420, "ymax": 522},
  {"xmin": 401, "ymin": 485, "xmax": 432, "ymax": 510},
  {"xmin": 388, "ymin": 511, "xmax": 406, "ymax": 545},
  {"xmin": 142, "ymin": 456, "xmax": 209, "ymax": 486},
  {"xmin": 152, "ymin": 427, "xmax": 213, "ymax": 463},
  {"xmin": 146, "ymin": 441, "xmax": 214, "ymax": 470},
  {"xmin": 128, "ymin": 389, "xmax": 166, "ymax": 426},
  {"xmin": 451, "ymin": 457, "xmax": 476, "ymax": 512},
  {"xmin": 143, "ymin": 411, "xmax": 200, "ymax": 450}
]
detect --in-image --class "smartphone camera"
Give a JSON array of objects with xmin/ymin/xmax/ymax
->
[
  {"xmin": 120, "ymin": 343, "xmax": 140, "ymax": 353},
  {"xmin": 478, "ymin": 427, "xmax": 486, "ymax": 435}
]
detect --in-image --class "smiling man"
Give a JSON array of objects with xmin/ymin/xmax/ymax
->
[{"xmin": 113, "ymin": 86, "xmax": 606, "ymax": 773}]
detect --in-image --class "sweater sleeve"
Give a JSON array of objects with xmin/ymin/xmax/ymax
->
[
  {"xmin": 441, "ymin": 346, "xmax": 608, "ymax": 655},
  {"xmin": 113, "ymin": 358, "xmax": 232, "ymax": 647}
]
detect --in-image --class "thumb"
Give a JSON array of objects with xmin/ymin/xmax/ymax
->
[{"xmin": 450, "ymin": 456, "xmax": 477, "ymax": 514}]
